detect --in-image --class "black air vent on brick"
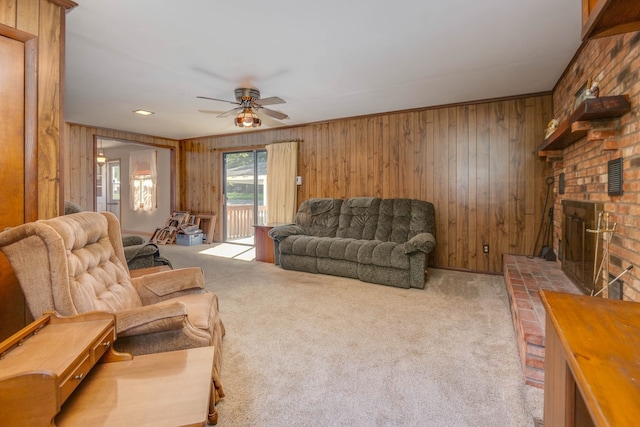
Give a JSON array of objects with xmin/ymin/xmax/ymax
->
[
  {"xmin": 559, "ymin": 173, "xmax": 565, "ymax": 195},
  {"xmin": 608, "ymin": 157, "xmax": 623, "ymax": 196}
]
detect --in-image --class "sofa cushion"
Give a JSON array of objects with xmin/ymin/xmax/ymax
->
[
  {"xmin": 280, "ymin": 254, "xmax": 319, "ymax": 274},
  {"xmin": 358, "ymin": 264, "xmax": 411, "ymax": 289},
  {"xmin": 279, "ymin": 235, "xmax": 326, "ymax": 257},
  {"xmin": 327, "ymin": 238, "xmax": 366, "ymax": 262},
  {"xmin": 295, "ymin": 198, "xmax": 343, "ymax": 237},
  {"xmin": 375, "ymin": 199, "xmax": 434, "ymax": 243},
  {"xmin": 358, "ymin": 241, "xmax": 410, "ymax": 270},
  {"xmin": 317, "ymin": 238, "xmax": 350, "ymax": 258},
  {"xmin": 318, "ymin": 258, "xmax": 358, "ymax": 279},
  {"xmin": 336, "ymin": 197, "xmax": 380, "ymax": 240}
]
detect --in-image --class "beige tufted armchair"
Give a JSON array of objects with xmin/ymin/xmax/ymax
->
[{"xmin": 0, "ymin": 211, "xmax": 225, "ymax": 424}]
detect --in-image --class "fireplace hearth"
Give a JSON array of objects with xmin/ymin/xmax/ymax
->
[{"xmin": 561, "ymin": 200, "xmax": 604, "ymax": 295}]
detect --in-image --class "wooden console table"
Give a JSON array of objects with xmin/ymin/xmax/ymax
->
[
  {"xmin": 0, "ymin": 312, "xmax": 214, "ymax": 426},
  {"xmin": 541, "ymin": 290, "xmax": 640, "ymax": 426}
]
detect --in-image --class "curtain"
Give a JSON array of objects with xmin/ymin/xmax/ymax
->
[
  {"xmin": 266, "ymin": 141, "xmax": 298, "ymax": 223},
  {"xmin": 129, "ymin": 149, "xmax": 157, "ymax": 212}
]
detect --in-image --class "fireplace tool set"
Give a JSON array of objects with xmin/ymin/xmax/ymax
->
[{"xmin": 587, "ymin": 211, "xmax": 633, "ymax": 297}]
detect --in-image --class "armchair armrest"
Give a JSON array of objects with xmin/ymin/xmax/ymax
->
[
  {"xmin": 268, "ymin": 224, "xmax": 303, "ymax": 241},
  {"xmin": 115, "ymin": 301, "xmax": 188, "ymax": 337},
  {"xmin": 402, "ymin": 232, "xmax": 436, "ymax": 254},
  {"xmin": 131, "ymin": 267, "xmax": 205, "ymax": 305}
]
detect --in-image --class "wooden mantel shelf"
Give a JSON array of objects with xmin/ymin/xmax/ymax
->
[
  {"xmin": 583, "ymin": 0, "xmax": 640, "ymax": 40},
  {"xmin": 536, "ymin": 95, "xmax": 630, "ymax": 155}
]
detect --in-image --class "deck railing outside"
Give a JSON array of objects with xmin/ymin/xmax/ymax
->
[{"xmin": 226, "ymin": 204, "xmax": 268, "ymax": 241}]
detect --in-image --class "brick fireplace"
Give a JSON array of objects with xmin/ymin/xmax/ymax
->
[
  {"xmin": 561, "ymin": 200, "xmax": 603, "ymax": 295},
  {"xmin": 548, "ymin": 31, "xmax": 640, "ymax": 302},
  {"xmin": 504, "ymin": 30, "xmax": 640, "ymax": 389}
]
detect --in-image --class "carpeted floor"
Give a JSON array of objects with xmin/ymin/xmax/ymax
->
[{"xmin": 159, "ymin": 243, "xmax": 543, "ymax": 427}]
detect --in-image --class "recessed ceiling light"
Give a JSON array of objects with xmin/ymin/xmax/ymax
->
[{"xmin": 133, "ymin": 109, "xmax": 154, "ymax": 116}]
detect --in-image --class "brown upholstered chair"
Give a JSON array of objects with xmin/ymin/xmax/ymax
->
[
  {"xmin": 64, "ymin": 201, "xmax": 173, "ymax": 271},
  {"xmin": 0, "ymin": 211, "xmax": 225, "ymax": 424}
]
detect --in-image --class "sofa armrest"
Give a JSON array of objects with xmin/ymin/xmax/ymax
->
[
  {"xmin": 124, "ymin": 243, "xmax": 157, "ymax": 261},
  {"xmin": 122, "ymin": 235, "xmax": 146, "ymax": 246},
  {"xmin": 115, "ymin": 301, "xmax": 188, "ymax": 336},
  {"xmin": 131, "ymin": 267, "xmax": 205, "ymax": 305},
  {"xmin": 403, "ymin": 232, "xmax": 436, "ymax": 254},
  {"xmin": 268, "ymin": 224, "xmax": 303, "ymax": 241}
]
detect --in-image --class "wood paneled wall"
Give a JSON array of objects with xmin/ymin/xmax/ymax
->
[
  {"xmin": 66, "ymin": 97, "xmax": 552, "ymax": 274},
  {"xmin": 182, "ymin": 94, "xmax": 553, "ymax": 273},
  {"xmin": 0, "ymin": 0, "xmax": 75, "ymax": 219},
  {"xmin": 64, "ymin": 123, "xmax": 181, "ymax": 210}
]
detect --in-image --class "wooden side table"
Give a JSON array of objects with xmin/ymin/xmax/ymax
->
[
  {"xmin": 253, "ymin": 224, "xmax": 276, "ymax": 263},
  {"xmin": 0, "ymin": 312, "xmax": 215, "ymax": 426},
  {"xmin": 540, "ymin": 290, "xmax": 640, "ymax": 426},
  {"xmin": 56, "ymin": 347, "xmax": 214, "ymax": 426}
]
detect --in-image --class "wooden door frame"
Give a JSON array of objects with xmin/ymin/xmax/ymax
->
[
  {"xmin": 0, "ymin": 24, "xmax": 38, "ymax": 222},
  {"xmin": 221, "ymin": 148, "xmax": 267, "ymax": 243},
  {"xmin": 94, "ymin": 136, "xmax": 177, "ymax": 213}
]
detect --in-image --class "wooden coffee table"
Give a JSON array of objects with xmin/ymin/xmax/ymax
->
[{"xmin": 56, "ymin": 346, "xmax": 215, "ymax": 426}]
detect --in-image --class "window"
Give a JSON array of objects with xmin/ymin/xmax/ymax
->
[{"xmin": 130, "ymin": 150, "xmax": 157, "ymax": 212}]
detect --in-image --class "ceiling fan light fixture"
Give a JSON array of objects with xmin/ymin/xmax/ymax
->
[{"xmin": 235, "ymin": 108, "xmax": 261, "ymax": 128}]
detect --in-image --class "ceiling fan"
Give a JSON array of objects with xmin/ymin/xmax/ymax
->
[{"xmin": 197, "ymin": 88, "xmax": 289, "ymax": 128}]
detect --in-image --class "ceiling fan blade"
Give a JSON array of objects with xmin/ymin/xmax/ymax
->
[
  {"xmin": 198, "ymin": 109, "xmax": 228, "ymax": 115},
  {"xmin": 217, "ymin": 107, "xmax": 243, "ymax": 118},
  {"xmin": 258, "ymin": 107, "xmax": 289, "ymax": 120},
  {"xmin": 256, "ymin": 112, "xmax": 286, "ymax": 128},
  {"xmin": 197, "ymin": 96, "xmax": 239, "ymax": 106},
  {"xmin": 254, "ymin": 96, "xmax": 285, "ymax": 106}
]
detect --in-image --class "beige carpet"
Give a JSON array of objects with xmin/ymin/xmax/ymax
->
[{"xmin": 160, "ymin": 243, "xmax": 543, "ymax": 427}]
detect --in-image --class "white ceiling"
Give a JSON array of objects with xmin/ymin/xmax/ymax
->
[{"xmin": 65, "ymin": 0, "xmax": 582, "ymax": 140}]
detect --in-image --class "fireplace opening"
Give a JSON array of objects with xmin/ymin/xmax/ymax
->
[
  {"xmin": 561, "ymin": 200, "xmax": 604, "ymax": 295},
  {"xmin": 606, "ymin": 273, "xmax": 624, "ymax": 300}
]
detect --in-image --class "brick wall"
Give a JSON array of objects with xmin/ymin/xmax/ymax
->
[{"xmin": 552, "ymin": 31, "xmax": 640, "ymax": 301}]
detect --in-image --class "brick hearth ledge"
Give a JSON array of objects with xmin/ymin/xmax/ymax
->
[{"xmin": 503, "ymin": 254, "xmax": 580, "ymax": 388}]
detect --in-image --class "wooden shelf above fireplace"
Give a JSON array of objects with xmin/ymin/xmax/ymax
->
[
  {"xmin": 536, "ymin": 95, "xmax": 630, "ymax": 157},
  {"xmin": 582, "ymin": 0, "xmax": 640, "ymax": 40}
]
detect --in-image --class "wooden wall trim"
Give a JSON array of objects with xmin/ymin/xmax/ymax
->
[
  {"xmin": 58, "ymin": 3, "xmax": 66, "ymax": 218},
  {"xmin": 47, "ymin": 0, "xmax": 77, "ymax": 11},
  {"xmin": 37, "ymin": 0, "xmax": 63, "ymax": 219},
  {"xmin": 66, "ymin": 122, "xmax": 181, "ymax": 143},
  {"xmin": 0, "ymin": 22, "xmax": 33, "ymax": 40},
  {"xmin": 93, "ymin": 133, "xmax": 180, "ymax": 149},
  {"xmin": 24, "ymin": 36, "xmax": 37, "ymax": 222}
]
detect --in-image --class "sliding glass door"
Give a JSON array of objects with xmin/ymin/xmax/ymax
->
[{"xmin": 223, "ymin": 150, "xmax": 267, "ymax": 244}]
